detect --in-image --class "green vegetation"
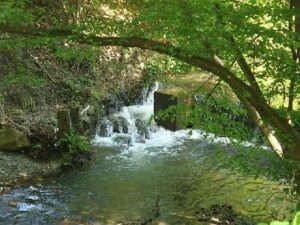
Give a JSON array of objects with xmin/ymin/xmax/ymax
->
[
  {"xmin": 0, "ymin": 0, "xmax": 300, "ymax": 223},
  {"xmin": 258, "ymin": 211, "xmax": 300, "ymax": 225},
  {"xmin": 0, "ymin": 0, "xmax": 299, "ymax": 159},
  {"xmin": 61, "ymin": 132, "xmax": 91, "ymax": 168},
  {"xmin": 3, "ymin": 73, "xmax": 47, "ymax": 88}
]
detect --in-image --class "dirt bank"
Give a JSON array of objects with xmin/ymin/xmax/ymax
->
[{"xmin": 0, "ymin": 44, "xmax": 158, "ymax": 192}]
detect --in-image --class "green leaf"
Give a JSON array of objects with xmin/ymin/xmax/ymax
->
[
  {"xmin": 270, "ymin": 221, "xmax": 290, "ymax": 225},
  {"xmin": 292, "ymin": 212, "xmax": 300, "ymax": 225}
]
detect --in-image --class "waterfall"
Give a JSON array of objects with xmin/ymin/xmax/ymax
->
[
  {"xmin": 93, "ymin": 83, "xmax": 188, "ymax": 157},
  {"xmin": 93, "ymin": 83, "xmax": 270, "ymax": 158}
]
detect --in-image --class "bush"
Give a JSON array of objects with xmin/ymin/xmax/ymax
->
[
  {"xmin": 258, "ymin": 211, "xmax": 300, "ymax": 225},
  {"xmin": 60, "ymin": 132, "xmax": 91, "ymax": 169}
]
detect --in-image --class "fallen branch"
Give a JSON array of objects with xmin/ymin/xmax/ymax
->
[
  {"xmin": 193, "ymin": 74, "xmax": 215, "ymax": 94},
  {"xmin": 29, "ymin": 54, "xmax": 56, "ymax": 85},
  {"xmin": 194, "ymin": 60, "xmax": 235, "ymax": 97},
  {"xmin": 261, "ymin": 191, "xmax": 280, "ymax": 211},
  {"xmin": 0, "ymin": 103, "xmax": 30, "ymax": 134},
  {"xmin": 204, "ymin": 78, "xmax": 222, "ymax": 102}
]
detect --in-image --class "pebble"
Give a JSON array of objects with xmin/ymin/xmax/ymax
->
[{"xmin": 0, "ymin": 151, "xmax": 60, "ymax": 193}]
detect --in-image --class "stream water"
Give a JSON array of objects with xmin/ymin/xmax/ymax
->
[{"xmin": 0, "ymin": 84, "xmax": 299, "ymax": 225}]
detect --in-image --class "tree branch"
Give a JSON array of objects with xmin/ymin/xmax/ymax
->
[
  {"xmin": 1, "ymin": 23, "xmax": 300, "ymax": 154},
  {"xmin": 0, "ymin": 23, "xmax": 253, "ymax": 95},
  {"xmin": 214, "ymin": 4, "xmax": 263, "ymax": 95}
]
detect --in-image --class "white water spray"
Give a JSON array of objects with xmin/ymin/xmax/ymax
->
[{"xmin": 93, "ymin": 83, "xmax": 269, "ymax": 158}]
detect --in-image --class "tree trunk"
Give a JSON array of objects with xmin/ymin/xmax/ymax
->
[
  {"xmin": 238, "ymin": 96, "xmax": 284, "ymax": 158},
  {"xmin": 1, "ymin": 24, "xmax": 300, "ymax": 159},
  {"xmin": 288, "ymin": 0, "xmax": 299, "ymax": 121}
]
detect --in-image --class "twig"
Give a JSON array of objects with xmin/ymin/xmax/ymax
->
[
  {"xmin": 29, "ymin": 54, "xmax": 57, "ymax": 85},
  {"xmin": 193, "ymin": 74, "xmax": 215, "ymax": 93},
  {"xmin": 1, "ymin": 114, "xmax": 31, "ymax": 135},
  {"xmin": 261, "ymin": 191, "xmax": 280, "ymax": 211},
  {"xmin": 140, "ymin": 195, "xmax": 160, "ymax": 225},
  {"xmin": 204, "ymin": 79, "xmax": 222, "ymax": 102},
  {"xmin": 193, "ymin": 60, "xmax": 235, "ymax": 95}
]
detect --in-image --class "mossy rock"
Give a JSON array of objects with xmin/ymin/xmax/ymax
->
[{"xmin": 0, "ymin": 127, "xmax": 30, "ymax": 151}]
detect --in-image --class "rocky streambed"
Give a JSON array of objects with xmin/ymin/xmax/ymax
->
[{"xmin": 0, "ymin": 151, "xmax": 61, "ymax": 194}]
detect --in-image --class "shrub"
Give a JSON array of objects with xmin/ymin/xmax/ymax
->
[{"xmin": 60, "ymin": 132, "xmax": 91, "ymax": 168}]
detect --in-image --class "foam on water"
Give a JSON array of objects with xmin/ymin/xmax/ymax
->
[{"xmin": 93, "ymin": 83, "xmax": 269, "ymax": 158}]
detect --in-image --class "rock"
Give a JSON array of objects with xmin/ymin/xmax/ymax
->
[
  {"xmin": 112, "ymin": 118, "xmax": 121, "ymax": 133},
  {"xmin": 113, "ymin": 135, "xmax": 132, "ymax": 145},
  {"xmin": 87, "ymin": 105, "xmax": 96, "ymax": 117},
  {"xmin": 97, "ymin": 119, "xmax": 109, "ymax": 137},
  {"xmin": 70, "ymin": 107, "xmax": 83, "ymax": 134},
  {"xmin": 81, "ymin": 113, "xmax": 90, "ymax": 133},
  {"xmin": 196, "ymin": 204, "xmax": 255, "ymax": 225},
  {"xmin": 135, "ymin": 119, "xmax": 150, "ymax": 139},
  {"xmin": 80, "ymin": 104, "xmax": 100, "ymax": 137},
  {"xmin": 57, "ymin": 109, "xmax": 71, "ymax": 138},
  {"xmin": 0, "ymin": 127, "xmax": 30, "ymax": 151},
  {"xmin": 119, "ymin": 117, "xmax": 129, "ymax": 134},
  {"xmin": 88, "ymin": 115, "xmax": 98, "ymax": 137}
]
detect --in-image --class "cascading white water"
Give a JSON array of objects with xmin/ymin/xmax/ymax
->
[
  {"xmin": 93, "ymin": 83, "xmax": 188, "ymax": 157},
  {"xmin": 93, "ymin": 83, "xmax": 269, "ymax": 158},
  {"xmin": 1, "ymin": 83, "xmax": 279, "ymax": 225}
]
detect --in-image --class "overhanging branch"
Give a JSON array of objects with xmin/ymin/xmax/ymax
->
[
  {"xmin": 0, "ymin": 23, "xmax": 253, "ymax": 94},
  {"xmin": 1, "ymin": 23, "xmax": 299, "ymax": 144}
]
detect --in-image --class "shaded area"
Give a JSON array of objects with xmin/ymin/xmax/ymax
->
[{"xmin": 0, "ymin": 141, "xmax": 299, "ymax": 224}]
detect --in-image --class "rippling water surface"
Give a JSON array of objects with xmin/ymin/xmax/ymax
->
[{"xmin": 0, "ymin": 84, "xmax": 298, "ymax": 225}]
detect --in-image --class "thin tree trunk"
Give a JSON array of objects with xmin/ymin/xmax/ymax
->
[
  {"xmin": 242, "ymin": 98, "xmax": 284, "ymax": 158},
  {"xmin": 287, "ymin": 0, "xmax": 299, "ymax": 121},
  {"xmin": 288, "ymin": 78, "xmax": 295, "ymax": 113}
]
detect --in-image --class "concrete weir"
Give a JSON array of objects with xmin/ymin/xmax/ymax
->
[
  {"xmin": 153, "ymin": 72, "xmax": 238, "ymax": 131},
  {"xmin": 154, "ymin": 88, "xmax": 192, "ymax": 131}
]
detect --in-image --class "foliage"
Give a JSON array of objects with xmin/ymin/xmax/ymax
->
[
  {"xmin": 145, "ymin": 55, "xmax": 194, "ymax": 76},
  {"xmin": 61, "ymin": 132, "xmax": 91, "ymax": 168},
  {"xmin": 213, "ymin": 144, "xmax": 300, "ymax": 180},
  {"xmin": 54, "ymin": 44, "xmax": 101, "ymax": 70},
  {"xmin": 1, "ymin": 0, "xmax": 300, "ymax": 154},
  {"xmin": 189, "ymin": 96, "xmax": 256, "ymax": 141},
  {"xmin": 0, "ymin": 0, "xmax": 34, "ymax": 26},
  {"xmin": 3, "ymin": 73, "xmax": 47, "ymax": 88},
  {"xmin": 61, "ymin": 132, "xmax": 90, "ymax": 154},
  {"xmin": 3, "ymin": 64, "xmax": 48, "ymax": 88},
  {"xmin": 155, "ymin": 105, "xmax": 177, "ymax": 123},
  {"xmin": 155, "ymin": 91, "xmax": 258, "ymax": 142},
  {"xmin": 0, "ymin": 0, "xmax": 298, "ymax": 100},
  {"xmin": 62, "ymin": 78, "xmax": 83, "ymax": 95},
  {"xmin": 257, "ymin": 211, "xmax": 300, "ymax": 225}
]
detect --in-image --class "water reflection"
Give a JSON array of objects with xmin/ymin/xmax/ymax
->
[{"xmin": 0, "ymin": 83, "xmax": 299, "ymax": 224}]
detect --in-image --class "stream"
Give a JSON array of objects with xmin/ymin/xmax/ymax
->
[{"xmin": 0, "ymin": 84, "xmax": 299, "ymax": 225}]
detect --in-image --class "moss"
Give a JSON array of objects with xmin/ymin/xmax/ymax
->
[{"xmin": 0, "ymin": 128, "xmax": 30, "ymax": 151}]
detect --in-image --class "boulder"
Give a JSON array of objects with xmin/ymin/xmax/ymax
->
[
  {"xmin": 119, "ymin": 117, "xmax": 129, "ymax": 134},
  {"xmin": 0, "ymin": 127, "xmax": 30, "ymax": 151},
  {"xmin": 113, "ymin": 135, "xmax": 132, "ymax": 145},
  {"xmin": 97, "ymin": 119, "xmax": 110, "ymax": 137},
  {"xmin": 135, "ymin": 119, "xmax": 150, "ymax": 139},
  {"xmin": 112, "ymin": 117, "xmax": 121, "ymax": 133}
]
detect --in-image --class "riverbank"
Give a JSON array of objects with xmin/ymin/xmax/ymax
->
[
  {"xmin": 0, "ymin": 151, "xmax": 61, "ymax": 194},
  {"xmin": 0, "ymin": 44, "xmax": 157, "ymax": 192},
  {"xmin": 1, "ymin": 71, "xmax": 300, "ymax": 224}
]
